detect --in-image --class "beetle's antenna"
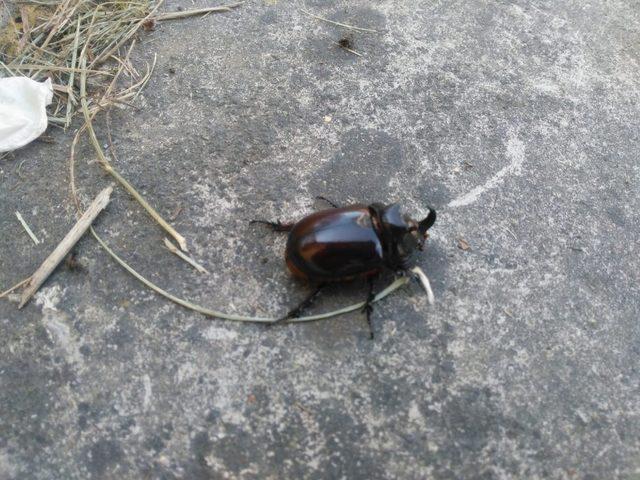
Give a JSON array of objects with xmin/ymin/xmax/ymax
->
[{"xmin": 410, "ymin": 266, "xmax": 435, "ymax": 305}]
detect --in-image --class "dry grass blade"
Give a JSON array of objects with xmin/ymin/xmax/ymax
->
[
  {"xmin": 332, "ymin": 41, "xmax": 363, "ymax": 57},
  {"xmin": 17, "ymin": 6, "xmax": 33, "ymax": 52},
  {"xmin": 78, "ymin": 56, "xmax": 188, "ymax": 251},
  {"xmin": 4, "ymin": 64, "xmax": 111, "ymax": 74},
  {"xmin": 15, "ymin": 211, "xmax": 40, "ymax": 244},
  {"xmin": 69, "ymin": 124, "xmax": 87, "ymax": 212},
  {"xmin": 154, "ymin": 2, "xmax": 244, "ymax": 21},
  {"xmin": 91, "ymin": 227, "xmax": 410, "ymax": 323},
  {"xmin": 301, "ymin": 8, "xmax": 379, "ymax": 33},
  {"xmin": 64, "ymin": 16, "xmax": 81, "ymax": 128},
  {"xmin": 164, "ymin": 238, "xmax": 209, "ymax": 274},
  {"xmin": 342, "ymin": 47, "xmax": 362, "ymax": 57}
]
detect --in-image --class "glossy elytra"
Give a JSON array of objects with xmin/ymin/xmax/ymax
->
[{"xmin": 251, "ymin": 198, "xmax": 436, "ymax": 338}]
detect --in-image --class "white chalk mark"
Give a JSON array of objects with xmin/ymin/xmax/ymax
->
[
  {"xmin": 34, "ymin": 285, "xmax": 63, "ymax": 311},
  {"xmin": 448, "ymin": 132, "xmax": 525, "ymax": 208},
  {"xmin": 142, "ymin": 374, "xmax": 152, "ymax": 411},
  {"xmin": 42, "ymin": 314, "xmax": 82, "ymax": 365}
]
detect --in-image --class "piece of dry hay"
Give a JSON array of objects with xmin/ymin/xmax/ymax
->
[
  {"xmin": 15, "ymin": 211, "xmax": 40, "ymax": 245},
  {"xmin": 300, "ymin": 9, "xmax": 379, "ymax": 33}
]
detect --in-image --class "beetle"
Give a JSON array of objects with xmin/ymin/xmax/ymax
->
[{"xmin": 251, "ymin": 198, "xmax": 436, "ymax": 338}]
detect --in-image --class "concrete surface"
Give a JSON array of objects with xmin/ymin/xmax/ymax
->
[{"xmin": 1, "ymin": 1, "xmax": 640, "ymax": 478}]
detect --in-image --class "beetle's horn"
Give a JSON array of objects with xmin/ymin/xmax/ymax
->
[{"xmin": 418, "ymin": 207, "xmax": 436, "ymax": 234}]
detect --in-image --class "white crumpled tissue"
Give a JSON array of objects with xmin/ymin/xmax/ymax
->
[{"xmin": 0, "ymin": 77, "xmax": 53, "ymax": 152}]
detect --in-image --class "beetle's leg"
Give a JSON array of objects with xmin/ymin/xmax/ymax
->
[
  {"xmin": 273, "ymin": 284, "xmax": 326, "ymax": 325},
  {"xmin": 249, "ymin": 219, "xmax": 294, "ymax": 232},
  {"xmin": 315, "ymin": 196, "xmax": 339, "ymax": 208},
  {"xmin": 362, "ymin": 277, "xmax": 376, "ymax": 340}
]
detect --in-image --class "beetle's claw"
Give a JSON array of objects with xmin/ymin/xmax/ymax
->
[
  {"xmin": 283, "ymin": 309, "xmax": 301, "ymax": 321},
  {"xmin": 363, "ymin": 305, "xmax": 375, "ymax": 340},
  {"xmin": 267, "ymin": 307, "xmax": 301, "ymax": 328}
]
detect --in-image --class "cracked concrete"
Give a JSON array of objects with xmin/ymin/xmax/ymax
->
[{"xmin": 1, "ymin": 0, "xmax": 640, "ymax": 478}]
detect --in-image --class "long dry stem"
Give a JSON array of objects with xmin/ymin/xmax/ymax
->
[
  {"xmin": 6, "ymin": 64, "xmax": 111, "ymax": 74},
  {"xmin": 64, "ymin": 17, "xmax": 82, "ymax": 128},
  {"xmin": 154, "ymin": 2, "xmax": 243, "ymax": 21},
  {"xmin": 79, "ymin": 56, "xmax": 188, "ymax": 251},
  {"xmin": 91, "ymin": 227, "xmax": 410, "ymax": 323},
  {"xmin": 300, "ymin": 9, "xmax": 379, "ymax": 33}
]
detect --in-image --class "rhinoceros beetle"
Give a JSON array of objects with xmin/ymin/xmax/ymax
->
[{"xmin": 251, "ymin": 198, "xmax": 436, "ymax": 338}]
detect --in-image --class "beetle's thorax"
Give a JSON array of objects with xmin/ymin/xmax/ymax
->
[{"xmin": 368, "ymin": 204, "xmax": 409, "ymax": 270}]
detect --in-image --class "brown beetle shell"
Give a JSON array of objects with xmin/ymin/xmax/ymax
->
[{"xmin": 285, "ymin": 206, "xmax": 385, "ymax": 282}]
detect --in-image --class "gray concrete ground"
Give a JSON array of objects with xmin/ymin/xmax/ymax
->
[{"xmin": 1, "ymin": 1, "xmax": 640, "ymax": 478}]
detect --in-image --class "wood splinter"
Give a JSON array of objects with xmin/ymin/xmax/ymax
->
[{"xmin": 18, "ymin": 186, "xmax": 113, "ymax": 309}]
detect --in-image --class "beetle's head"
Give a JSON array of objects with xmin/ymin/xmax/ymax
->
[{"xmin": 378, "ymin": 204, "xmax": 437, "ymax": 267}]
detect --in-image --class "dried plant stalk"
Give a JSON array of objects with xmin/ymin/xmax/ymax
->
[
  {"xmin": 91, "ymin": 227, "xmax": 411, "ymax": 323},
  {"xmin": 300, "ymin": 9, "xmax": 379, "ymax": 33},
  {"xmin": 78, "ymin": 56, "xmax": 188, "ymax": 251},
  {"xmin": 154, "ymin": 2, "xmax": 244, "ymax": 21},
  {"xmin": 19, "ymin": 186, "xmax": 113, "ymax": 308}
]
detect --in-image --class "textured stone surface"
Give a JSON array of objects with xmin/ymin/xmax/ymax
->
[{"xmin": 1, "ymin": 1, "xmax": 640, "ymax": 478}]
